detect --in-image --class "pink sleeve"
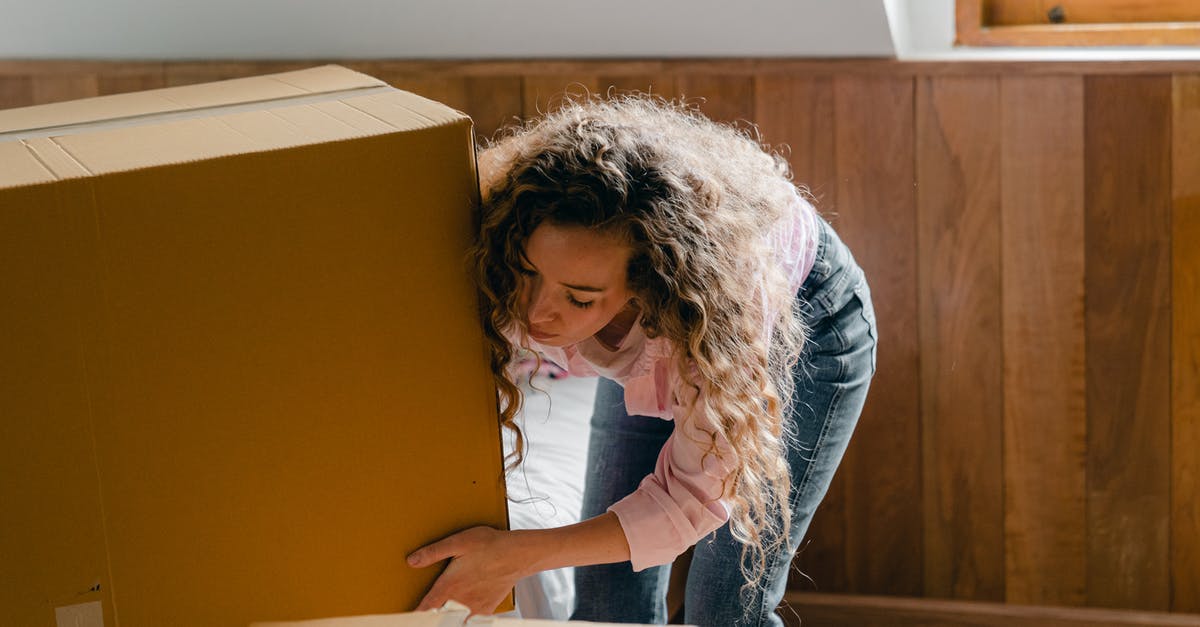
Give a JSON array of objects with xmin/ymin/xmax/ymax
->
[{"xmin": 606, "ymin": 369, "xmax": 738, "ymax": 571}]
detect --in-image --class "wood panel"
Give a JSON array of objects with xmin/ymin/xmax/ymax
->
[
  {"xmin": 999, "ymin": 75, "xmax": 1087, "ymax": 607},
  {"xmin": 0, "ymin": 75, "xmax": 32, "ymax": 109},
  {"xmin": 521, "ymin": 75, "xmax": 602, "ymax": 118},
  {"xmin": 674, "ymin": 74, "xmax": 756, "ymax": 125},
  {"xmin": 916, "ymin": 76, "xmax": 1005, "ymax": 601},
  {"xmin": 754, "ymin": 75, "xmax": 841, "ymax": 591},
  {"xmin": 783, "ymin": 592, "xmax": 1200, "ymax": 627},
  {"xmin": 986, "ymin": 0, "xmax": 1200, "ymax": 25},
  {"xmin": 162, "ymin": 61, "xmax": 312, "ymax": 86},
  {"xmin": 832, "ymin": 75, "xmax": 922, "ymax": 597},
  {"xmin": 30, "ymin": 74, "xmax": 98, "ymax": 104},
  {"xmin": 96, "ymin": 70, "xmax": 166, "ymax": 96},
  {"xmin": 460, "ymin": 77, "xmax": 525, "ymax": 143},
  {"xmin": 1084, "ymin": 75, "xmax": 1173, "ymax": 611},
  {"xmin": 753, "ymin": 76, "xmax": 837, "ymax": 206},
  {"xmin": 1173, "ymin": 73, "xmax": 1200, "ymax": 613}
]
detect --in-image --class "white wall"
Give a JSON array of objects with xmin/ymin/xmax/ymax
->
[{"xmin": 0, "ymin": 0, "xmax": 895, "ymax": 59}]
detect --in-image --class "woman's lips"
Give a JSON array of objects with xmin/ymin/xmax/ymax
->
[{"xmin": 528, "ymin": 328, "xmax": 556, "ymax": 341}]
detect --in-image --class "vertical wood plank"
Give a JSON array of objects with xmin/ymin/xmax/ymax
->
[
  {"xmin": 97, "ymin": 70, "xmax": 167, "ymax": 96},
  {"xmin": 1000, "ymin": 75, "xmax": 1087, "ymax": 607},
  {"xmin": 756, "ymin": 75, "xmax": 843, "ymax": 592},
  {"xmin": 833, "ymin": 75, "xmax": 922, "ymax": 597},
  {"xmin": 463, "ymin": 76, "xmax": 525, "ymax": 142},
  {"xmin": 1172, "ymin": 73, "xmax": 1200, "ymax": 613},
  {"xmin": 0, "ymin": 76, "xmax": 33, "ymax": 110},
  {"xmin": 163, "ymin": 62, "xmax": 307, "ymax": 86},
  {"xmin": 916, "ymin": 76, "xmax": 1005, "ymax": 602},
  {"xmin": 754, "ymin": 76, "xmax": 837, "ymax": 207},
  {"xmin": 1084, "ymin": 75, "xmax": 1172, "ymax": 611},
  {"xmin": 30, "ymin": 75, "xmax": 99, "ymax": 105},
  {"xmin": 675, "ymin": 75, "xmax": 756, "ymax": 125},
  {"xmin": 521, "ymin": 75, "xmax": 601, "ymax": 119}
]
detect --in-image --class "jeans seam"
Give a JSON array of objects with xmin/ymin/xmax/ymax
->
[
  {"xmin": 790, "ymin": 383, "xmax": 844, "ymax": 512},
  {"xmin": 754, "ymin": 530, "xmax": 793, "ymax": 627}
]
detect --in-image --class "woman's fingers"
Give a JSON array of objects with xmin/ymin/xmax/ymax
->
[
  {"xmin": 407, "ymin": 535, "xmax": 458, "ymax": 568},
  {"xmin": 408, "ymin": 526, "xmax": 491, "ymax": 568}
]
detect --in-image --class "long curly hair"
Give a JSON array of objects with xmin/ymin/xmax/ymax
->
[{"xmin": 469, "ymin": 93, "xmax": 808, "ymax": 590}]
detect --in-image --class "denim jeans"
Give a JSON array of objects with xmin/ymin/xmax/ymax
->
[{"xmin": 571, "ymin": 215, "xmax": 877, "ymax": 626}]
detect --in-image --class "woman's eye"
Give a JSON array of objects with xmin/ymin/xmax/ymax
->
[
  {"xmin": 517, "ymin": 267, "xmax": 537, "ymax": 277},
  {"xmin": 567, "ymin": 294, "xmax": 594, "ymax": 309}
]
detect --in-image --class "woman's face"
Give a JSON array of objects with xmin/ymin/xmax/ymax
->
[{"xmin": 519, "ymin": 222, "xmax": 634, "ymax": 348}]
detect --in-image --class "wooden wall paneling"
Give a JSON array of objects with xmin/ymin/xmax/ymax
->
[
  {"xmin": 0, "ymin": 76, "xmax": 33, "ymax": 110},
  {"xmin": 521, "ymin": 75, "xmax": 602, "ymax": 119},
  {"xmin": 674, "ymin": 75, "xmax": 756, "ymax": 126},
  {"xmin": 460, "ymin": 76, "xmax": 525, "ymax": 143},
  {"xmin": 163, "ymin": 62, "xmax": 309, "ymax": 86},
  {"xmin": 754, "ymin": 76, "xmax": 837, "ymax": 206},
  {"xmin": 1172, "ymin": 73, "xmax": 1200, "ymax": 613},
  {"xmin": 96, "ymin": 70, "xmax": 167, "ymax": 96},
  {"xmin": 754, "ymin": 75, "xmax": 843, "ymax": 592},
  {"xmin": 30, "ymin": 74, "xmax": 99, "ymax": 105},
  {"xmin": 998, "ymin": 75, "xmax": 1087, "ymax": 606},
  {"xmin": 1084, "ymin": 75, "xmax": 1173, "ymax": 611},
  {"xmin": 832, "ymin": 75, "xmax": 922, "ymax": 596},
  {"xmin": 783, "ymin": 592, "xmax": 1200, "ymax": 627},
  {"xmin": 916, "ymin": 76, "xmax": 1005, "ymax": 601}
]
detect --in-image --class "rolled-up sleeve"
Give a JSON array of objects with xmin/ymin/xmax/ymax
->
[{"xmin": 606, "ymin": 376, "xmax": 738, "ymax": 571}]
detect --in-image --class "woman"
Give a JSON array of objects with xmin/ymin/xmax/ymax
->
[{"xmin": 406, "ymin": 94, "xmax": 876, "ymax": 626}]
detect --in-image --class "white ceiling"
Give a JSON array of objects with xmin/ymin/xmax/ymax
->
[{"xmin": 0, "ymin": 0, "xmax": 896, "ymax": 59}]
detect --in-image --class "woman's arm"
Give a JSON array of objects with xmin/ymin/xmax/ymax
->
[{"xmin": 407, "ymin": 511, "xmax": 629, "ymax": 614}]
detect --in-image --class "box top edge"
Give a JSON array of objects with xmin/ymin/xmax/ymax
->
[{"xmin": 0, "ymin": 65, "xmax": 388, "ymax": 135}]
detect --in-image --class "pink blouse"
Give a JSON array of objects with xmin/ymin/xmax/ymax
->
[{"xmin": 517, "ymin": 192, "xmax": 819, "ymax": 571}]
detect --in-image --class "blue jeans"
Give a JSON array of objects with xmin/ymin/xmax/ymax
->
[{"xmin": 571, "ymin": 215, "xmax": 877, "ymax": 626}]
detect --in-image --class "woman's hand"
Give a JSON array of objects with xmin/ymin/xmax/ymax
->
[
  {"xmin": 408, "ymin": 513, "xmax": 631, "ymax": 615},
  {"xmin": 407, "ymin": 526, "xmax": 531, "ymax": 615}
]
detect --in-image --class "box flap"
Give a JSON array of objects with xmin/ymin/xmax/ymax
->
[
  {"xmin": 0, "ymin": 66, "xmax": 474, "ymax": 188},
  {"xmin": 14, "ymin": 93, "xmax": 468, "ymax": 181},
  {"xmin": 0, "ymin": 141, "xmax": 57, "ymax": 188},
  {"xmin": 0, "ymin": 65, "xmax": 386, "ymax": 135}
]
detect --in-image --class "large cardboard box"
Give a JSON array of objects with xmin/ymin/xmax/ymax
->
[{"xmin": 0, "ymin": 66, "xmax": 508, "ymax": 627}]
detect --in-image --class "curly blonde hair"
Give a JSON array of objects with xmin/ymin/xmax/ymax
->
[{"xmin": 470, "ymin": 93, "xmax": 808, "ymax": 590}]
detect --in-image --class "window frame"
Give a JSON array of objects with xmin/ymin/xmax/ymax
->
[{"xmin": 956, "ymin": 0, "xmax": 1200, "ymax": 47}]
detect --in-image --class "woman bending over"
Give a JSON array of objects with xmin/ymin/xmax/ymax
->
[{"xmin": 408, "ymin": 94, "xmax": 877, "ymax": 627}]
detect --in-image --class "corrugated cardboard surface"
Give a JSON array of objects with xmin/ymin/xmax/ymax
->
[{"xmin": 0, "ymin": 67, "xmax": 508, "ymax": 627}]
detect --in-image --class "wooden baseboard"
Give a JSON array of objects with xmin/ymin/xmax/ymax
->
[{"xmin": 780, "ymin": 592, "xmax": 1200, "ymax": 627}]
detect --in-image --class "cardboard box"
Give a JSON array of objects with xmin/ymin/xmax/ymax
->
[{"xmin": 0, "ymin": 66, "xmax": 508, "ymax": 627}]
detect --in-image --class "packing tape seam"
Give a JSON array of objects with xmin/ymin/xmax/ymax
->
[{"xmin": 0, "ymin": 85, "xmax": 401, "ymax": 143}]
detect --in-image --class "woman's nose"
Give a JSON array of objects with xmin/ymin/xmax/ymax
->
[{"xmin": 526, "ymin": 281, "xmax": 556, "ymax": 324}]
